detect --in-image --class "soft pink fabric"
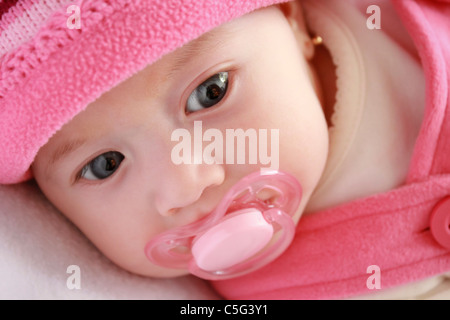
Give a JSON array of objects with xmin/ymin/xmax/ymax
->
[
  {"xmin": 0, "ymin": 0, "xmax": 72, "ymax": 55},
  {"xmin": 212, "ymin": 0, "xmax": 450, "ymax": 299},
  {"xmin": 0, "ymin": 0, "xmax": 288, "ymax": 184}
]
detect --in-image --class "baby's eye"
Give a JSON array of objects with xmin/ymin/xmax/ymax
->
[
  {"xmin": 79, "ymin": 151, "xmax": 124, "ymax": 181},
  {"xmin": 186, "ymin": 72, "xmax": 228, "ymax": 113}
]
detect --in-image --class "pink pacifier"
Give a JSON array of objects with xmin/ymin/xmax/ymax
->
[{"xmin": 145, "ymin": 170, "xmax": 302, "ymax": 280}]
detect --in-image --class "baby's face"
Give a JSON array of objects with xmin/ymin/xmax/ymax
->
[{"xmin": 32, "ymin": 5, "xmax": 328, "ymax": 277}]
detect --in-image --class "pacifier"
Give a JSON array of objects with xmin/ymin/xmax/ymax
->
[{"xmin": 145, "ymin": 170, "xmax": 302, "ymax": 280}]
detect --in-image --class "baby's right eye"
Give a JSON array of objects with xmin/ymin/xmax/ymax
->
[{"xmin": 79, "ymin": 151, "xmax": 124, "ymax": 181}]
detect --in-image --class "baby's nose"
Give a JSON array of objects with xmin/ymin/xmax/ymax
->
[{"xmin": 154, "ymin": 162, "xmax": 225, "ymax": 217}]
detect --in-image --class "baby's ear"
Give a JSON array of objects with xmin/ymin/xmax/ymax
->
[{"xmin": 278, "ymin": 1, "xmax": 315, "ymax": 60}]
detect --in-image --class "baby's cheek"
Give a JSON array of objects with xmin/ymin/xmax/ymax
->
[
  {"xmin": 94, "ymin": 228, "xmax": 190, "ymax": 278},
  {"xmin": 279, "ymin": 123, "xmax": 329, "ymax": 210}
]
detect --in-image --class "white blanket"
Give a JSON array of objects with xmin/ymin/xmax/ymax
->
[{"xmin": 0, "ymin": 181, "xmax": 219, "ymax": 299}]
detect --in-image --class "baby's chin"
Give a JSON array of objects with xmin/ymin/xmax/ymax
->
[
  {"xmin": 120, "ymin": 259, "xmax": 191, "ymax": 278},
  {"xmin": 99, "ymin": 247, "xmax": 190, "ymax": 278},
  {"xmin": 144, "ymin": 268, "xmax": 191, "ymax": 279}
]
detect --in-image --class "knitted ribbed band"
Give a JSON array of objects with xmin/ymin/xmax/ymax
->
[{"xmin": 0, "ymin": 0, "xmax": 288, "ymax": 184}]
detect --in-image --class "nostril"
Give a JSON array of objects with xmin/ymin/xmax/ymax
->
[{"xmin": 166, "ymin": 208, "xmax": 180, "ymax": 216}]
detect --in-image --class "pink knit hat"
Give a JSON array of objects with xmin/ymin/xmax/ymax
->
[{"xmin": 0, "ymin": 0, "xmax": 288, "ymax": 184}]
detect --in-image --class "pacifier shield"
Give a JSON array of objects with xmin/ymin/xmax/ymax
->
[{"xmin": 191, "ymin": 209, "xmax": 273, "ymax": 271}]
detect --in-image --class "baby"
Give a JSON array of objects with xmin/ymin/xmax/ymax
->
[
  {"xmin": 33, "ymin": 0, "xmax": 330, "ymax": 279},
  {"xmin": 1, "ymin": 0, "xmax": 449, "ymax": 299}
]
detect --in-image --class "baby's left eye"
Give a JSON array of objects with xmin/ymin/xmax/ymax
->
[{"xmin": 186, "ymin": 72, "xmax": 228, "ymax": 113}]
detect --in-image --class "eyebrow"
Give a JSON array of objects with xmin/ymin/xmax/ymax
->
[
  {"xmin": 48, "ymin": 138, "xmax": 87, "ymax": 168},
  {"xmin": 166, "ymin": 25, "xmax": 235, "ymax": 78}
]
